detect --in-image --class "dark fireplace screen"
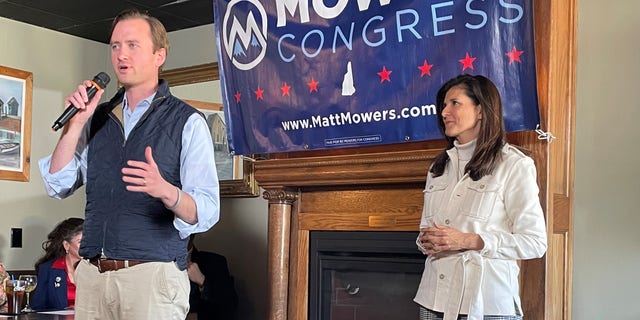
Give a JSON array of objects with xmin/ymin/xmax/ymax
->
[{"xmin": 309, "ymin": 231, "xmax": 426, "ymax": 320}]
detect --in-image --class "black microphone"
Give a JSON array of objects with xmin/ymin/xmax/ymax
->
[{"xmin": 52, "ymin": 72, "xmax": 111, "ymax": 131}]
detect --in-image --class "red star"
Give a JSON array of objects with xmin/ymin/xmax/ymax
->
[
  {"xmin": 254, "ymin": 87, "xmax": 264, "ymax": 100},
  {"xmin": 418, "ymin": 59, "xmax": 434, "ymax": 77},
  {"xmin": 307, "ymin": 78, "xmax": 319, "ymax": 93},
  {"xmin": 377, "ymin": 66, "xmax": 392, "ymax": 83},
  {"xmin": 459, "ymin": 52, "xmax": 476, "ymax": 71},
  {"xmin": 234, "ymin": 91, "xmax": 241, "ymax": 103},
  {"xmin": 505, "ymin": 46, "xmax": 524, "ymax": 64},
  {"xmin": 280, "ymin": 82, "xmax": 291, "ymax": 96}
]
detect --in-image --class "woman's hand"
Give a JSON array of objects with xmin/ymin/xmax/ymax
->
[
  {"xmin": 187, "ymin": 262, "xmax": 206, "ymax": 288},
  {"xmin": 419, "ymin": 224, "xmax": 484, "ymax": 254}
]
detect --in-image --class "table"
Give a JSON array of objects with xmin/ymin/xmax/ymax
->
[{"xmin": 0, "ymin": 312, "xmax": 74, "ymax": 319}]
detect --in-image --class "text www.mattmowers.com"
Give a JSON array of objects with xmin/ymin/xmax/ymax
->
[{"xmin": 280, "ymin": 104, "xmax": 437, "ymax": 131}]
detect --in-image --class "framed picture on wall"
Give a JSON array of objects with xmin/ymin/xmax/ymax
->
[
  {"xmin": 161, "ymin": 64, "xmax": 259, "ymax": 198},
  {"xmin": 185, "ymin": 99, "xmax": 259, "ymax": 197},
  {"xmin": 0, "ymin": 65, "xmax": 33, "ymax": 182}
]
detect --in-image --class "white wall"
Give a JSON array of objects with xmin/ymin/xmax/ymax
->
[
  {"xmin": 0, "ymin": 17, "xmax": 111, "ymax": 268},
  {"xmin": 199, "ymin": 197, "xmax": 269, "ymax": 319},
  {"xmin": 573, "ymin": 1, "xmax": 640, "ymax": 319},
  {"xmin": 165, "ymin": 24, "xmax": 218, "ymax": 68}
]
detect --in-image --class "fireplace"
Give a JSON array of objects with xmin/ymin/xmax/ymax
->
[
  {"xmin": 309, "ymin": 231, "xmax": 425, "ymax": 320},
  {"xmin": 254, "ymin": 142, "xmax": 445, "ymax": 320}
]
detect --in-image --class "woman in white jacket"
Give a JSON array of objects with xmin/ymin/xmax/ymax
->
[{"xmin": 414, "ymin": 74, "xmax": 547, "ymax": 320}]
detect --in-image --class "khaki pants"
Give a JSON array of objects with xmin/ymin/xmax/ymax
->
[{"xmin": 74, "ymin": 259, "xmax": 190, "ymax": 320}]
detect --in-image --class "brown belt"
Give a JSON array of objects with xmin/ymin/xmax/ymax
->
[{"xmin": 88, "ymin": 258, "xmax": 149, "ymax": 273}]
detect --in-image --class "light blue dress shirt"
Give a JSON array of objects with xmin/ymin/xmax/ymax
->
[{"xmin": 38, "ymin": 93, "xmax": 220, "ymax": 239}]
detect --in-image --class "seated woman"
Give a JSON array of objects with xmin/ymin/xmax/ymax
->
[{"xmin": 31, "ymin": 217, "xmax": 84, "ymax": 311}]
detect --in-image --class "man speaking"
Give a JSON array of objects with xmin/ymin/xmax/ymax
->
[{"xmin": 39, "ymin": 8, "xmax": 220, "ymax": 320}]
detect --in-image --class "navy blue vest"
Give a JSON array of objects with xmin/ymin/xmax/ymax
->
[{"xmin": 81, "ymin": 81, "xmax": 199, "ymax": 270}]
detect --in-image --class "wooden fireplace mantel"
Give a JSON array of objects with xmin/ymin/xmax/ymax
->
[{"xmin": 255, "ymin": 142, "xmax": 445, "ymax": 188}]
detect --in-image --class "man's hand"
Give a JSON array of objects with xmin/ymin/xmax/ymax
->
[
  {"xmin": 122, "ymin": 146, "xmax": 197, "ymax": 223},
  {"xmin": 122, "ymin": 146, "xmax": 174, "ymax": 200},
  {"xmin": 63, "ymin": 80, "xmax": 105, "ymax": 128}
]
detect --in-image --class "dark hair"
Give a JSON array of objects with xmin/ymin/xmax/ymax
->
[
  {"xmin": 34, "ymin": 218, "xmax": 84, "ymax": 271},
  {"xmin": 430, "ymin": 74, "xmax": 505, "ymax": 181},
  {"xmin": 110, "ymin": 8, "xmax": 169, "ymax": 68}
]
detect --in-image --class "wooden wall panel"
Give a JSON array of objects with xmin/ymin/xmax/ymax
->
[{"xmin": 298, "ymin": 188, "xmax": 423, "ymax": 231}]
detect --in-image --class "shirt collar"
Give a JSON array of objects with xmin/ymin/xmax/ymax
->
[
  {"xmin": 453, "ymin": 139, "xmax": 477, "ymax": 161},
  {"xmin": 51, "ymin": 256, "xmax": 67, "ymax": 270},
  {"xmin": 122, "ymin": 92, "xmax": 156, "ymax": 110}
]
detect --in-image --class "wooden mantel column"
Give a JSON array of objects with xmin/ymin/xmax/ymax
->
[{"xmin": 263, "ymin": 188, "xmax": 298, "ymax": 320}]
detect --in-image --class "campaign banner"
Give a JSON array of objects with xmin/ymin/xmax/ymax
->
[{"xmin": 214, "ymin": 0, "xmax": 539, "ymax": 155}]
